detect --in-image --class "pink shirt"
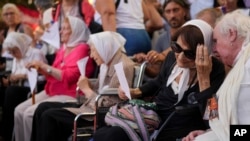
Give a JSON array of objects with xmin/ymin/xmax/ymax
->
[{"xmin": 45, "ymin": 43, "xmax": 94, "ymax": 97}]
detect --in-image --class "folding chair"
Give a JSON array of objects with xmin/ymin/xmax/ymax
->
[{"xmin": 72, "ymin": 61, "xmax": 148, "ymax": 141}]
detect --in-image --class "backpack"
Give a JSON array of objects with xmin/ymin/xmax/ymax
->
[{"xmin": 105, "ymin": 99, "xmax": 161, "ymax": 141}]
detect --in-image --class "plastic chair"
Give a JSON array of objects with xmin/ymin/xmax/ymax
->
[{"xmin": 72, "ymin": 61, "xmax": 148, "ymax": 141}]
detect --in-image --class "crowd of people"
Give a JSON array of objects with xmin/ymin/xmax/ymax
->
[{"xmin": 0, "ymin": 0, "xmax": 250, "ymax": 141}]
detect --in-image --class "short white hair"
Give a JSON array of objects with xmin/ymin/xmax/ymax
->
[
  {"xmin": 2, "ymin": 3, "xmax": 20, "ymax": 16},
  {"xmin": 217, "ymin": 10, "xmax": 250, "ymax": 40},
  {"xmin": 1, "ymin": 3, "xmax": 21, "ymax": 23}
]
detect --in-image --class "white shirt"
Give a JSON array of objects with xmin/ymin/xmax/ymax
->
[
  {"xmin": 237, "ymin": 58, "xmax": 250, "ymax": 124},
  {"xmin": 115, "ymin": 0, "xmax": 145, "ymax": 29}
]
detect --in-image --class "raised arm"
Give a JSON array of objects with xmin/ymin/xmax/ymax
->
[
  {"xmin": 95, "ymin": 0, "xmax": 117, "ymax": 31},
  {"xmin": 143, "ymin": 0, "xmax": 164, "ymax": 33}
]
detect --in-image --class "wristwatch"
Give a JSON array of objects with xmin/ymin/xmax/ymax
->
[{"xmin": 46, "ymin": 67, "xmax": 52, "ymax": 74}]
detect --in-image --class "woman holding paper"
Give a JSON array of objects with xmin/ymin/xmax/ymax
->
[
  {"xmin": 30, "ymin": 31, "xmax": 135, "ymax": 141},
  {"xmin": 13, "ymin": 16, "xmax": 94, "ymax": 141},
  {"xmin": 1, "ymin": 32, "xmax": 47, "ymax": 141}
]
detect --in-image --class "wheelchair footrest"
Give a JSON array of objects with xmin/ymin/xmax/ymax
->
[{"xmin": 76, "ymin": 126, "xmax": 94, "ymax": 137}]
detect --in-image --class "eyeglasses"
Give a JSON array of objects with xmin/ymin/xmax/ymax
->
[
  {"xmin": 171, "ymin": 41, "xmax": 196, "ymax": 60},
  {"xmin": 3, "ymin": 12, "xmax": 15, "ymax": 17}
]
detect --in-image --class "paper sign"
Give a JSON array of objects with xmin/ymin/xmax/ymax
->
[
  {"xmin": 114, "ymin": 62, "xmax": 131, "ymax": 100},
  {"xmin": 41, "ymin": 22, "xmax": 60, "ymax": 49},
  {"xmin": 26, "ymin": 68, "xmax": 38, "ymax": 93},
  {"xmin": 77, "ymin": 57, "xmax": 89, "ymax": 76},
  {"xmin": 2, "ymin": 51, "xmax": 13, "ymax": 58}
]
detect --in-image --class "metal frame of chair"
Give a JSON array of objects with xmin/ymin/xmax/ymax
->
[{"xmin": 72, "ymin": 61, "xmax": 148, "ymax": 141}]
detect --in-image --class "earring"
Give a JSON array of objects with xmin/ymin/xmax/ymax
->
[{"xmin": 230, "ymin": 42, "xmax": 233, "ymax": 47}]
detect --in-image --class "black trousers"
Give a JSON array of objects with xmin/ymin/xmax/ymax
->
[
  {"xmin": 31, "ymin": 102, "xmax": 93, "ymax": 141},
  {"xmin": 0, "ymin": 85, "xmax": 6, "ymax": 137},
  {"xmin": 2, "ymin": 86, "xmax": 29, "ymax": 141},
  {"xmin": 93, "ymin": 125, "xmax": 191, "ymax": 141},
  {"xmin": 93, "ymin": 126, "xmax": 130, "ymax": 141}
]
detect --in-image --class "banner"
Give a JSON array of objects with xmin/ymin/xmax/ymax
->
[{"xmin": 17, "ymin": 5, "xmax": 40, "ymax": 30}]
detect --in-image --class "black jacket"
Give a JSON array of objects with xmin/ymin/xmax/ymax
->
[{"xmin": 139, "ymin": 51, "xmax": 226, "ymax": 138}]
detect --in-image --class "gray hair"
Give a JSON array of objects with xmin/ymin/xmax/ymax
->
[
  {"xmin": 217, "ymin": 10, "xmax": 250, "ymax": 41},
  {"xmin": 2, "ymin": 3, "xmax": 20, "ymax": 17}
]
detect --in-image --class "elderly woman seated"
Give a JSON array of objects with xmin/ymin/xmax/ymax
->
[{"xmin": 1, "ymin": 32, "xmax": 47, "ymax": 141}]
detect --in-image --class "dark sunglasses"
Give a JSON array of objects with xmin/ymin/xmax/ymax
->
[{"xmin": 171, "ymin": 41, "xmax": 196, "ymax": 60}]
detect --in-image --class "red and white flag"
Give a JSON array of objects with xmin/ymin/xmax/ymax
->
[{"xmin": 17, "ymin": 5, "xmax": 40, "ymax": 30}]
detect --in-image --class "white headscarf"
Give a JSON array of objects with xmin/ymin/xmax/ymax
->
[
  {"xmin": 3, "ymin": 32, "xmax": 32, "ymax": 57},
  {"xmin": 167, "ymin": 19, "xmax": 213, "ymax": 102},
  {"xmin": 88, "ymin": 31, "xmax": 126, "ymax": 92},
  {"xmin": 183, "ymin": 19, "xmax": 213, "ymax": 54},
  {"xmin": 3, "ymin": 32, "xmax": 33, "ymax": 75},
  {"xmin": 65, "ymin": 16, "xmax": 90, "ymax": 47}
]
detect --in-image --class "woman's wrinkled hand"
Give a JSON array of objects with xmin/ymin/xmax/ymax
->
[
  {"xmin": 77, "ymin": 76, "xmax": 90, "ymax": 90},
  {"xmin": 133, "ymin": 53, "xmax": 147, "ymax": 63},
  {"xmin": 182, "ymin": 130, "xmax": 206, "ymax": 141},
  {"xmin": 195, "ymin": 44, "xmax": 212, "ymax": 91},
  {"xmin": 146, "ymin": 50, "xmax": 165, "ymax": 64},
  {"xmin": 77, "ymin": 76, "xmax": 93, "ymax": 97},
  {"xmin": 195, "ymin": 44, "xmax": 212, "ymax": 77},
  {"xmin": 118, "ymin": 86, "xmax": 129, "ymax": 100},
  {"xmin": 26, "ymin": 61, "xmax": 44, "ymax": 70}
]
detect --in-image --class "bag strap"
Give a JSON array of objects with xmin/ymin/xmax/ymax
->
[
  {"xmin": 105, "ymin": 104, "xmax": 141, "ymax": 141},
  {"xmin": 133, "ymin": 105, "xmax": 150, "ymax": 141}
]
